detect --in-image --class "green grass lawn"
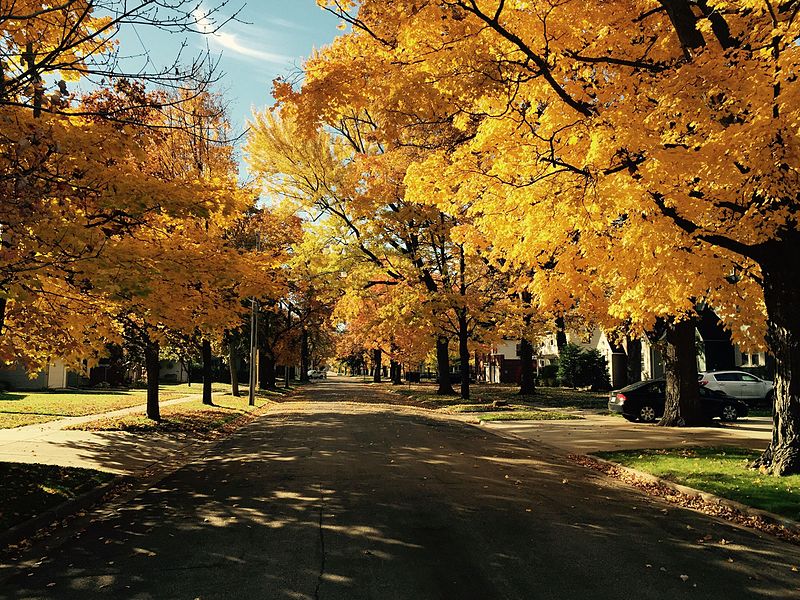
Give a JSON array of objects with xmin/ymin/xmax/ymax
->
[
  {"xmin": 595, "ymin": 447, "xmax": 800, "ymax": 521},
  {"xmin": 473, "ymin": 410, "xmax": 581, "ymax": 422},
  {"xmin": 0, "ymin": 462, "xmax": 115, "ymax": 531},
  {"xmin": 69, "ymin": 395, "xmax": 273, "ymax": 434},
  {"xmin": 392, "ymin": 383, "xmax": 607, "ymax": 411},
  {"xmin": 0, "ymin": 383, "xmax": 236, "ymax": 429}
]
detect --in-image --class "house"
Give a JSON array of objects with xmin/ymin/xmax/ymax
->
[
  {"xmin": 481, "ymin": 308, "xmax": 770, "ymax": 389},
  {"xmin": 0, "ymin": 360, "xmax": 76, "ymax": 390}
]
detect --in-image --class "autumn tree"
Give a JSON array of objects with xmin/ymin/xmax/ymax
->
[{"xmin": 309, "ymin": 2, "xmax": 798, "ymax": 460}]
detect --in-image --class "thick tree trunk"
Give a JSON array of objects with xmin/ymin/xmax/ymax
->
[
  {"xmin": 202, "ymin": 338, "xmax": 213, "ymax": 406},
  {"xmin": 373, "ymin": 348, "xmax": 382, "ymax": 383},
  {"xmin": 260, "ymin": 350, "xmax": 276, "ymax": 389},
  {"xmin": 626, "ymin": 337, "xmax": 642, "ymax": 384},
  {"xmin": 659, "ymin": 318, "xmax": 707, "ymax": 427},
  {"xmin": 300, "ymin": 328, "xmax": 310, "ymax": 382},
  {"xmin": 458, "ymin": 311, "xmax": 470, "ymax": 400},
  {"xmin": 518, "ymin": 337, "xmax": 536, "ymax": 395},
  {"xmin": 0, "ymin": 297, "xmax": 6, "ymax": 335},
  {"xmin": 753, "ymin": 246, "xmax": 800, "ymax": 475},
  {"xmin": 144, "ymin": 340, "xmax": 160, "ymax": 421},
  {"xmin": 228, "ymin": 344, "xmax": 240, "ymax": 397},
  {"xmin": 391, "ymin": 360, "xmax": 403, "ymax": 385},
  {"xmin": 436, "ymin": 336, "xmax": 456, "ymax": 395}
]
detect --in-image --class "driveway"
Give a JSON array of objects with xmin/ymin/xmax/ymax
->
[
  {"xmin": 480, "ymin": 412, "xmax": 773, "ymax": 454},
  {"xmin": 3, "ymin": 382, "xmax": 798, "ymax": 599}
]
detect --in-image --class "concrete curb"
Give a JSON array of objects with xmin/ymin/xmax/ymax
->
[
  {"xmin": 583, "ymin": 454, "xmax": 800, "ymax": 535},
  {"xmin": 0, "ymin": 475, "xmax": 131, "ymax": 551}
]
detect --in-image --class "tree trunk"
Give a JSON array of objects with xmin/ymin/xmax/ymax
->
[
  {"xmin": 458, "ymin": 311, "xmax": 471, "ymax": 400},
  {"xmin": 659, "ymin": 0, "xmax": 706, "ymax": 51},
  {"xmin": 436, "ymin": 336, "xmax": 456, "ymax": 395},
  {"xmin": 202, "ymin": 338, "xmax": 213, "ymax": 406},
  {"xmin": 626, "ymin": 337, "xmax": 642, "ymax": 384},
  {"xmin": 145, "ymin": 340, "xmax": 160, "ymax": 421},
  {"xmin": 260, "ymin": 350, "xmax": 276, "ymax": 389},
  {"xmin": 228, "ymin": 344, "xmax": 240, "ymax": 397},
  {"xmin": 555, "ymin": 316, "xmax": 568, "ymax": 351},
  {"xmin": 373, "ymin": 348, "xmax": 382, "ymax": 383},
  {"xmin": 753, "ymin": 245, "xmax": 800, "ymax": 475},
  {"xmin": 518, "ymin": 337, "xmax": 536, "ymax": 395},
  {"xmin": 659, "ymin": 318, "xmax": 706, "ymax": 427},
  {"xmin": 391, "ymin": 360, "xmax": 403, "ymax": 385},
  {"xmin": 300, "ymin": 328, "xmax": 310, "ymax": 382},
  {"xmin": 0, "ymin": 297, "xmax": 6, "ymax": 336}
]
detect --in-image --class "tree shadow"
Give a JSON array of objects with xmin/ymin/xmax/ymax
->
[{"xmin": 3, "ymin": 407, "xmax": 800, "ymax": 599}]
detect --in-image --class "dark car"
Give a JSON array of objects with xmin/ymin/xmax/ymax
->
[{"xmin": 607, "ymin": 379, "xmax": 749, "ymax": 423}]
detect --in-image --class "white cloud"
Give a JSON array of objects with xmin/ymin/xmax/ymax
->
[{"xmin": 193, "ymin": 7, "xmax": 294, "ymax": 65}]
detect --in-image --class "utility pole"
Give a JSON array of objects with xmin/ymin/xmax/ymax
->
[
  {"xmin": 248, "ymin": 234, "xmax": 260, "ymax": 406},
  {"xmin": 248, "ymin": 298, "xmax": 258, "ymax": 406}
]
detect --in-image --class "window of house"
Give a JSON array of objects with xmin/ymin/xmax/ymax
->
[
  {"xmin": 741, "ymin": 352, "xmax": 750, "ymax": 366},
  {"xmin": 752, "ymin": 354, "xmax": 760, "ymax": 366}
]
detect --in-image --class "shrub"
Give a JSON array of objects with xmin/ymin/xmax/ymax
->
[
  {"xmin": 557, "ymin": 344, "xmax": 611, "ymax": 390},
  {"xmin": 557, "ymin": 344, "xmax": 584, "ymax": 387}
]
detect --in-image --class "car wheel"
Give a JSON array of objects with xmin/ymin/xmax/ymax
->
[
  {"xmin": 639, "ymin": 405, "xmax": 657, "ymax": 423},
  {"xmin": 721, "ymin": 404, "xmax": 739, "ymax": 422}
]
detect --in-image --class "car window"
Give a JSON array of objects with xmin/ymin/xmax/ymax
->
[
  {"xmin": 741, "ymin": 374, "xmax": 759, "ymax": 382},
  {"xmin": 647, "ymin": 382, "xmax": 665, "ymax": 394},
  {"xmin": 714, "ymin": 373, "xmax": 742, "ymax": 382}
]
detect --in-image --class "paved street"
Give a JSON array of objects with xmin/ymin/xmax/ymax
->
[{"xmin": 2, "ymin": 379, "xmax": 799, "ymax": 599}]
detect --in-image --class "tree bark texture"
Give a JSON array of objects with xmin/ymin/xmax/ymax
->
[
  {"xmin": 659, "ymin": 319, "xmax": 706, "ymax": 427},
  {"xmin": 753, "ymin": 243, "xmax": 800, "ymax": 475},
  {"xmin": 436, "ymin": 336, "xmax": 456, "ymax": 395},
  {"xmin": 202, "ymin": 338, "xmax": 213, "ymax": 406},
  {"xmin": 373, "ymin": 348, "xmax": 382, "ymax": 383},
  {"xmin": 228, "ymin": 344, "xmax": 240, "ymax": 397},
  {"xmin": 259, "ymin": 350, "xmax": 276, "ymax": 389},
  {"xmin": 626, "ymin": 337, "xmax": 642, "ymax": 384},
  {"xmin": 145, "ymin": 340, "xmax": 160, "ymax": 421},
  {"xmin": 518, "ymin": 337, "xmax": 536, "ymax": 395},
  {"xmin": 458, "ymin": 311, "xmax": 470, "ymax": 400}
]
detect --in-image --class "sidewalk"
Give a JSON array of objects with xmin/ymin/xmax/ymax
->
[
  {"xmin": 0, "ymin": 394, "xmax": 207, "ymax": 475},
  {"xmin": 479, "ymin": 412, "xmax": 773, "ymax": 454}
]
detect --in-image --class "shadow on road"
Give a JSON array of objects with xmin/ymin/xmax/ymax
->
[{"xmin": 5, "ymin": 401, "xmax": 800, "ymax": 599}]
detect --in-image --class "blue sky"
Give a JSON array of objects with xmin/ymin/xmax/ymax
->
[{"xmin": 116, "ymin": 1, "xmax": 342, "ymax": 138}]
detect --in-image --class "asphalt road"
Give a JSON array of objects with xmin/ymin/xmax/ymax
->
[{"xmin": 3, "ymin": 379, "xmax": 800, "ymax": 599}]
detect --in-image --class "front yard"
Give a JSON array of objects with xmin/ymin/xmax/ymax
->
[
  {"xmin": 595, "ymin": 447, "xmax": 800, "ymax": 522},
  {"xmin": 68, "ymin": 394, "xmax": 277, "ymax": 434},
  {"xmin": 0, "ymin": 383, "xmax": 231, "ymax": 429},
  {"xmin": 390, "ymin": 383, "xmax": 605, "ymax": 421}
]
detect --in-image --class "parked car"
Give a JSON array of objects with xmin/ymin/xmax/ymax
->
[
  {"xmin": 307, "ymin": 369, "xmax": 326, "ymax": 379},
  {"xmin": 608, "ymin": 379, "xmax": 749, "ymax": 423},
  {"xmin": 698, "ymin": 370, "xmax": 773, "ymax": 403}
]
